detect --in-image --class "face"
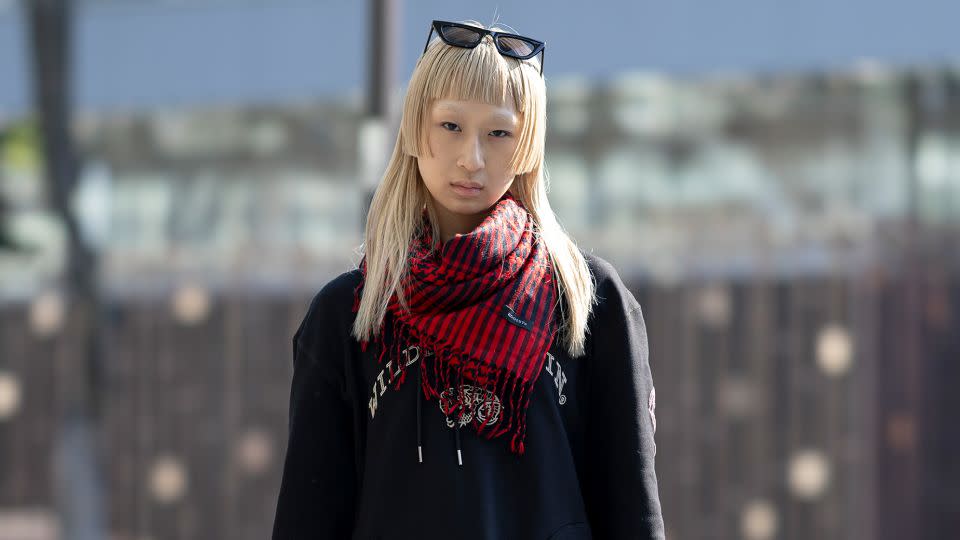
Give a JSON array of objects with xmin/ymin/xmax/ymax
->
[{"xmin": 417, "ymin": 97, "xmax": 521, "ymax": 239}]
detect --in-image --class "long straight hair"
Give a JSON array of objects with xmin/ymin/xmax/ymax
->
[{"xmin": 352, "ymin": 19, "xmax": 596, "ymax": 357}]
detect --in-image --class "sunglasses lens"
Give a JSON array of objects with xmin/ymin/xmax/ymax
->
[
  {"xmin": 439, "ymin": 24, "xmax": 483, "ymax": 46},
  {"xmin": 496, "ymin": 36, "xmax": 538, "ymax": 58}
]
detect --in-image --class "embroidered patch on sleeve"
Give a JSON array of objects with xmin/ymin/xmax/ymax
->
[{"xmin": 648, "ymin": 386, "xmax": 657, "ymax": 434}]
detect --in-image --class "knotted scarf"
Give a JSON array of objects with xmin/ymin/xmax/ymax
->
[{"xmin": 351, "ymin": 191, "xmax": 558, "ymax": 455}]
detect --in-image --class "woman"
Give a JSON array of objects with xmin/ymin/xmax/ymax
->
[{"xmin": 272, "ymin": 18, "xmax": 665, "ymax": 540}]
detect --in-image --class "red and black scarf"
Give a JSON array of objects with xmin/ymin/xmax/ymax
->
[{"xmin": 351, "ymin": 191, "xmax": 558, "ymax": 455}]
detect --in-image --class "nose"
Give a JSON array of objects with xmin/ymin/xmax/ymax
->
[{"xmin": 457, "ymin": 133, "xmax": 484, "ymax": 173}]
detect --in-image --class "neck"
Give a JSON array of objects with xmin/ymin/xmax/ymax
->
[{"xmin": 434, "ymin": 206, "xmax": 490, "ymax": 244}]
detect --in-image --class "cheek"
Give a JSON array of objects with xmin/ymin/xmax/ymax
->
[
  {"xmin": 427, "ymin": 129, "xmax": 454, "ymax": 154},
  {"xmin": 418, "ymin": 156, "xmax": 447, "ymax": 190},
  {"xmin": 490, "ymin": 145, "xmax": 518, "ymax": 176}
]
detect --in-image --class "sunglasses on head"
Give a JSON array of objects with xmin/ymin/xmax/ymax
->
[{"xmin": 422, "ymin": 20, "xmax": 545, "ymax": 76}]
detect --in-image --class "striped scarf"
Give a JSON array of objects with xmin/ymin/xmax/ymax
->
[{"xmin": 352, "ymin": 191, "xmax": 558, "ymax": 455}]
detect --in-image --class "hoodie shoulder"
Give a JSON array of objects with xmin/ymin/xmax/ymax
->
[
  {"xmin": 581, "ymin": 250, "xmax": 642, "ymax": 316},
  {"xmin": 316, "ymin": 267, "xmax": 363, "ymax": 306},
  {"xmin": 294, "ymin": 268, "xmax": 363, "ymax": 355}
]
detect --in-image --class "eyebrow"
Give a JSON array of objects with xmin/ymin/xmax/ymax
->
[{"xmin": 434, "ymin": 103, "xmax": 518, "ymax": 124}]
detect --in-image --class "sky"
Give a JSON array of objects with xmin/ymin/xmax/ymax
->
[{"xmin": 1, "ymin": 0, "xmax": 959, "ymax": 117}]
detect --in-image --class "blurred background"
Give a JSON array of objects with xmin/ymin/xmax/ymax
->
[{"xmin": 1, "ymin": 0, "xmax": 959, "ymax": 539}]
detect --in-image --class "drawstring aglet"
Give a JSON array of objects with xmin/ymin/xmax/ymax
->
[{"xmin": 454, "ymin": 422, "xmax": 463, "ymax": 467}]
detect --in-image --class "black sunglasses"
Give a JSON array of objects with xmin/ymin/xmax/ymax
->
[{"xmin": 422, "ymin": 20, "xmax": 545, "ymax": 76}]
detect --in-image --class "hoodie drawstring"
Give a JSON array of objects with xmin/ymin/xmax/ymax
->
[
  {"xmin": 416, "ymin": 357, "xmax": 423, "ymax": 463},
  {"xmin": 415, "ymin": 353, "xmax": 464, "ymax": 467},
  {"xmin": 454, "ymin": 367, "xmax": 463, "ymax": 466}
]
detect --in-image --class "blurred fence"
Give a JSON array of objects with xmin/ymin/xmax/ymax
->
[
  {"xmin": 1, "ymin": 288, "xmax": 308, "ymax": 540},
  {"xmin": 1, "ymin": 236, "xmax": 958, "ymax": 539}
]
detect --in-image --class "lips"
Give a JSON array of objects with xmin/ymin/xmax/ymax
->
[
  {"xmin": 450, "ymin": 182, "xmax": 484, "ymax": 197},
  {"xmin": 451, "ymin": 181, "xmax": 483, "ymax": 190}
]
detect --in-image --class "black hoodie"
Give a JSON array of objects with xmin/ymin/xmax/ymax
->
[{"xmin": 271, "ymin": 251, "xmax": 665, "ymax": 540}]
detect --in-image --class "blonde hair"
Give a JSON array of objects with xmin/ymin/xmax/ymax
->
[{"xmin": 352, "ymin": 19, "xmax": 596, "ymax": 357}]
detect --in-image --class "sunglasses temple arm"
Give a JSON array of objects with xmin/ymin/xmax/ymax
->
[{"xmin": 423, "ymin": 28, "xmax": 434, "ymax": 55}]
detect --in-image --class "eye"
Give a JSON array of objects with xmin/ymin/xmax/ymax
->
[
  {"xmin": 490, "ymin": 130, "xmax": 512, "ymax": 138},
  {"xmin": 441, "ymin": 122, "xmax": 460, "ymax": 132}
]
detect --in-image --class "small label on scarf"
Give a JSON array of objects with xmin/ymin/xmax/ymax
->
[{"xmin": 503, "ymin": 304, "xmax": 531, "ymax": 331}]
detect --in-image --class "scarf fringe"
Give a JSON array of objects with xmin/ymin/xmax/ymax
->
[{"xmin": 363, "ymin": 308, "xmax": 532, "ymax": 456}]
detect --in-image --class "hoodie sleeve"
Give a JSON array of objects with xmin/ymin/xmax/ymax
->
[
  {"xmin": 272, "ymin": 286, "xmax": 357, "ymax": 539},
  {"xmin": 582, "ymin": 258, "xmax": 666, "ymax": 540}
]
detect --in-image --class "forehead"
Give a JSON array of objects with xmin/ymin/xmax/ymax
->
[{"xmin": 431, "ymin": 98, "xmax": 518, "ymax": 124}]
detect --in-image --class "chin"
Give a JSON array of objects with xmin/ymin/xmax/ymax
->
[
  {"xmin": 443, "ymin": 196, "xmax": 494, "ymax": 215},
  {"xmin": 441, "ymin": 197, "xmax": 481, "ymax": 212}
]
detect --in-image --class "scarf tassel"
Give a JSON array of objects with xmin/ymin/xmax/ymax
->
[{"xmin": 365, "ymin": 312, "xmax": 532, "ymax": 456}]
